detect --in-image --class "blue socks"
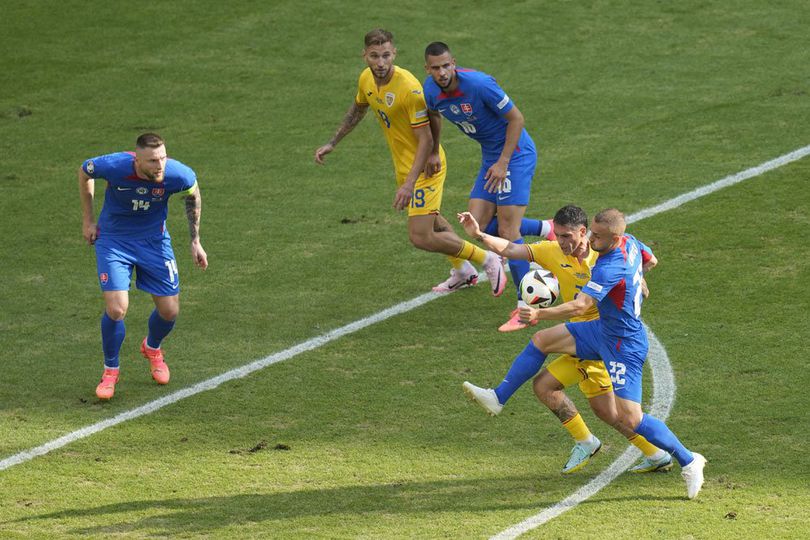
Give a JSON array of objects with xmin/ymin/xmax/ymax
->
[
  {"xmin": 494, "ymin": 340, "xmax": 547, "ymax": 404},
  {"xmin": 509, "ymin": 238, "xmax": 531, "ymax": 298},
  {"xmin": 147, "ymin": 309, "xmax": 176, "ymax": 349},
  {"xmin": 635, "ymin": 413, "xmax": 694, "ymax": 467},
  {"xmin": 484, "ymin": 217, "xmax": 543, "ymax": 237},
  {"xmin": 101, "ymin": 313, "xmax": 125, "ymax": 369}
]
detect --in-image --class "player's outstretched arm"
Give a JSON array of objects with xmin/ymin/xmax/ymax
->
[
  {"xmin": 314, "ymin": 102, "xmax": 369, "ymax": 164},
  {"xmin": 184, "ymin": 186, "xmax": 208, "ymax": 270},
  {"xmin": 457, "ymin": 212, "xmax": 530, "ymax": 260},
  {"xmin": 519, "ymin": 292, "xmax": 594, "ymax": 324},
  {"xmin": 78, "ymin": 166, "xmax": 97, "ymax": 245}
]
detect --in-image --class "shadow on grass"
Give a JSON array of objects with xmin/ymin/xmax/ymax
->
[{"xmin": 3, "ymin": 473, "xmax": 682, "ymax": 535}]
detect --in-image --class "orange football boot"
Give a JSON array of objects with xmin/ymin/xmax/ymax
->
[
  {"xmin": 140, "ymin": 338, "xmax": 170, "ymax": 385},
  {"xmin": 95, "ymin": 368, "xmax": 119, "ymax": 400}
]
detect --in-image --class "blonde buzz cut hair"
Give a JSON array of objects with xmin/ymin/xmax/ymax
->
[{"xmin": 594, "ymin": 208, "xmax": 626, "ymax": 235}]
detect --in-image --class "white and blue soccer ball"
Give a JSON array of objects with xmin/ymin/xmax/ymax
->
[{"xmin": 520, "ymin": 265, "xmax": 560, "ymax": 308}]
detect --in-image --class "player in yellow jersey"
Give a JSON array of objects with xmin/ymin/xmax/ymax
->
[
  {"xmin": 458, "ymin": 205, "xmax": 673, "ymax": 474},
  {"xmin": 314, "ymin": 29, "xmax": 506, "ymax": 296}
]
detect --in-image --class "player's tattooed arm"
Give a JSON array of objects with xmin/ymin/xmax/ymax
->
[
  {"xmin": 315, "ymin": 102, "xmax": 368, "ymax": 164},
  {"xmin": 185, "ymin": 186, "xmax": 208, "ymax": 269},
  {"xmin": 184, "ymin": 187, "xmax": 202, "ymax": 242},
  {"xmin": 330, "ymin": 102, "xmax": 369, "ymax": 146}
]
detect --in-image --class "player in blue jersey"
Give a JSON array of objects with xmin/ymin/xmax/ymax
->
[
  {"xmin": 500, "ymin": 209, "xmax": 706, "ymax": 498},
  {"xmin": 78, "ymin": 133, "xmax": 208, "ymax": 400},
  {"xmin": 423, "ymin": 42, "xmax": 554, "ymax": 332}
]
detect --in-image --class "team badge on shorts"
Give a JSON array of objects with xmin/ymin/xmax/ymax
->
[
  {"xmin": 86, "ymin": 161, "xmax": 94, "ymax": 174},
  {"xmin": 100, "ymin": 272, "xmax": 109, "ymax": 284},
  {"xmin": 385, "ymin": 92, "xmax": 395, "ymax": 107}
]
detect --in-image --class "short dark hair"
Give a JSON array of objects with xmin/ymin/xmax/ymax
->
[
  {"xmin": 553, "ymin": 205, "xmax": 588, "ymax": 228},
  {"xmin": 364, "ymin": 29, "xmax": 393, "ymax": 48},
  {"xmin": 424, "ymin": 41, "xmax": 451, "ymax": 59},
  {"xmin": 136, "ymin": 133, "xmax": 164, "ymax": 149}
]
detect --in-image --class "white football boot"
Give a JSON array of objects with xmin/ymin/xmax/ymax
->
[
  {"xmin": 681, "ymin": 453, "xmax": 707, "ymax": 499},
  {"xmin": 462, "ymin": 381, "xmax": 503, "ymax": 416}
]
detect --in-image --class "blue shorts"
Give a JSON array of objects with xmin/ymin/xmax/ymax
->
[
  {"xmin": 565, "ymin": 319, "xmax": 648, "ymax": 403},
  {"xmin": 469, "ymin": 151, "xmax": 536, "ymax": 206},
  {"xmin": 95, "ymin": 235, "xmax": 180, "ymax": 296}
]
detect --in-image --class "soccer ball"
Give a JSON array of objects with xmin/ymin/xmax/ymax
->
[{"xmin": 520, "ymin": 265, "xmax": 560, "ymax": 308}]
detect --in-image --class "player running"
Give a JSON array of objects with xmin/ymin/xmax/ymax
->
[
  {"xmin": 423, "ymin": 42, "xmax": 554, "ymax": 332},
  {"xmin": 78, "ymin": 133, "xmax": 208, "ymax": 400},
  {"xmin": 465, "ymin": 208, "xmax": 707, "ymax": 498},
  {"xmin": 459, "ymin": 206, "xmax": 671, "ymax": 475},
  {"xmin": 314, "ymin": 29, "xmax": 506, "ymax": 296}
]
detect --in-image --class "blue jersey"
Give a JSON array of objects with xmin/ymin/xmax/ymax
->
[
  {"xmin": 581, "ymin": 235, "xmax": 654, "ymax": 340},
  {"xmin": 423, "ymin": 68, "xmax": 535, "ymax": 160},
  {"xmin": 82, "ymin": 152, "xmax": 197, "ymax": 240}
]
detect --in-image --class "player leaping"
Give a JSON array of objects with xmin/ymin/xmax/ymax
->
[
  {"xmin": 424, "ymin": 42, "xmax": 554, "ymax": 331},
  {"xmin": 314, "ymin": 29, "xmax": 506, "ymax": 296}
]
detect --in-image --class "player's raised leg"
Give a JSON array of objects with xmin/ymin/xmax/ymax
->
[
  {"xmin": 409, "ymin": 213, "xmax": 506, "ymax": 296},
  {"xmin": 96, "ymin": 290, "xmax": 128, "ymax": 400},
  {"xmin": 463, "ymin": 323, "xmax": 576, "ymax": 415}
]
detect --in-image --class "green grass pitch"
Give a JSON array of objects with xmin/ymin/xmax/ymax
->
[{"xmin": 1, "ymin": 1, "xmax": 809, "ymax": 538}]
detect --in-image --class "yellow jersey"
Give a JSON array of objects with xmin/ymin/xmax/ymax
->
[
  {"xmin": 355, "ymin": 66, "xmax": 446, "ymax": 184},
  {"xmin": 527, "ymin": 241, "xmax": 599, "ymax": 323}
]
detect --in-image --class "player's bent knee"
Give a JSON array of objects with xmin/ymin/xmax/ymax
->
[{"xmin": 106, "ymin": 305, "xmax": 127, "ymax": 320}]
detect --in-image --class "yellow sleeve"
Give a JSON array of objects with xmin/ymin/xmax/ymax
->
[
  {"xmin": 406, "ymin": 86, "xmax": 430, "ymax": 128},
  {"xmin": 355, "ymin": 70, "xmax": 369, "ymax": 105},
  {"xmin": 527, "ymin": 241, "xmax": 555, "ymax": 268}
]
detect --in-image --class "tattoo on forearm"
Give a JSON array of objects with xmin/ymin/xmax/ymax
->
[
  {"xmin": 330, "ymin": 104, "xmax": 367, "ymax": 146},
  {"xmin": 185, "ymin": 191, "xmax": 201, "ymax": 241}
]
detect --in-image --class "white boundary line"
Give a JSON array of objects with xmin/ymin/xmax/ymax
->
[
  {"xmin": 490, "ymin": 143, "xmax": 810, "ymax": 539},
  {"xmin": 1, "ymin": 144, "xmax": 808, "ymax": 485}
]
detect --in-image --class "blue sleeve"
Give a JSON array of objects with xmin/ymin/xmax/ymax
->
[
  {"xmin": 169, "ymin": 159, "xmax": 197, "ymax": 192},
  {"xmin": 423, "ymin": 80, "xmax": 437, "ymax": 110},
  {"xmin": 479, "ymin": 75, "xmax": 514, "ymax": 117},
  {"xmin": 581, "ymin": 261, "xmax": 622, "ymax": 302},
  {"xmin": 82, "ymin": 153, "xmax": 117, "ymax": 179}
]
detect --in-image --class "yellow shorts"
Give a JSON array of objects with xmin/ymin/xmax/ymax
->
[
  {"xmin": 546, "ymin": 354, "xmax": 613, "ymax": 399},
  {"xmin": 400, "ymin": 168, "xmax": 446, "ymax": 217}
]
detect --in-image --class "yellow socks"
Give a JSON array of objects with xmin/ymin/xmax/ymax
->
[
  {"xmin": 455, "ymin": 240, "xmax": 487, "ymax": 266},
  {"xmin": 562, "ymin": 413, "xmax": 592, "ymax": 443}
]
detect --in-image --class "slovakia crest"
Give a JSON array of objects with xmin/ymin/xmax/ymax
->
[
  {"xmin": 100, "ymin": 272, "xmax": 109, "ymax": 284},
  {"xmin": 152, "ymin": 187, "xmax": 165, "ymax": 197},
  {"xmin": 461, "ymin": 103, "xmax": 473, "ymax": 114},
  {"xmin": 450, "ymin": 104, "xmax": 460, "ymax": 115},
  {"xmin": 385, "ymin": 92, "xmax": 395, "ymax": 107}
]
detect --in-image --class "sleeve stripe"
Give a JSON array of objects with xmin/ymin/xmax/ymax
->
[{"xmin": 410, "ymin": 120, "xmax": 430, "ymax": 128}]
